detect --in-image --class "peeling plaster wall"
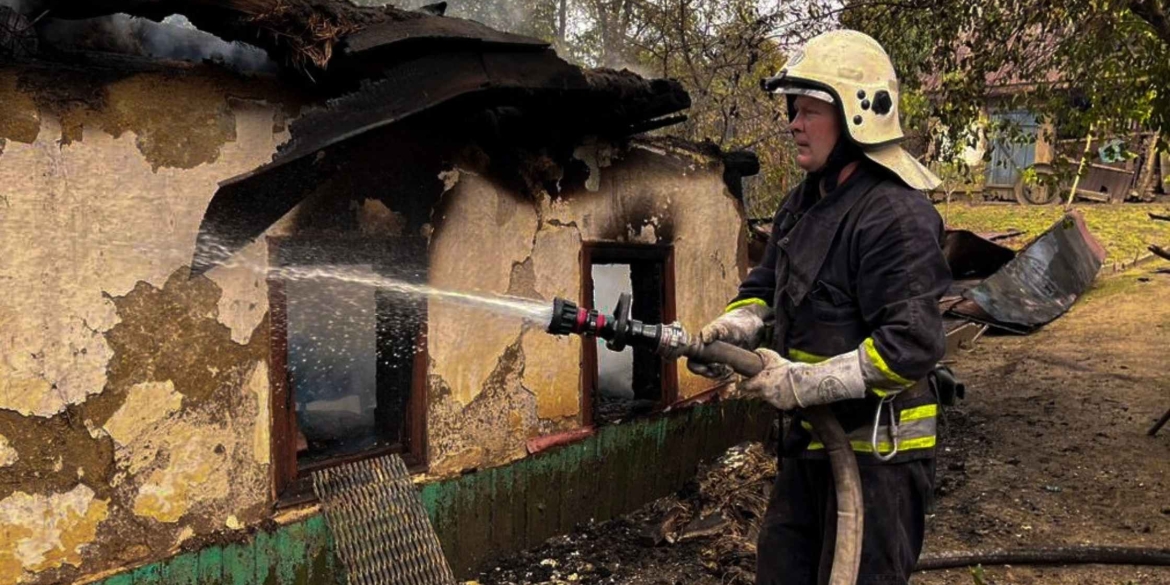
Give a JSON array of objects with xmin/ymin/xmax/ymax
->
[
  {"xmin": 0, "ymin": 433, "xmax": 18, "ymax": 467},
  {"xmin": 0, "ymin": 484, "xmax": 110, "ymax": 579},
  {"xmin": 0, "ymin": 61, "xmax": 747, "ymax": 582},
  {"xmin": 429, "ymin": 173, "xmax": 541, "ymax": 408},
  {"xmin": 425, "ymin": 141, "xmax": 745, "ymax": 476},
  {"xmin": 550, "ymin": 142, "xmax": 746, "ymax": 400},
  {"xmin": 0, "ymin": 65, "xmax": 293, "ymax": 585},
  {"xmin": 425, "ymin": 173, "xmax": 550, "ymax": 474},
  {"xmin": 0, "ymin": 71, "xmax": 288, "ymax": 417}
]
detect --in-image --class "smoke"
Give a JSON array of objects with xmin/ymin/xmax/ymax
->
[
  {"xmin": 386, "ymin": 0, "xmax": 543, "ymax": 39},
  {"xmin": 0, "ymin": 0, "xmax": 31, "ymax": 12},
  {"xmin": 610, "ymin": 60, "xmax": 655, "ymax": 78},
  {"xmin": 39, "ymin": 13, "xmax": 277, "ymax": 75}
]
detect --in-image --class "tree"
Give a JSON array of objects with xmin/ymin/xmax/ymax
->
[
  {"xmin": 837, "ymin": 0, "xmax": 1170, "ymax": 174},
  {"xmin": 403, "ymin": 0, "xmax": 826, "ymax": 215},
  {"xmin": 623, "ymin": 0, "xmax": 808, "ymax": 216}
]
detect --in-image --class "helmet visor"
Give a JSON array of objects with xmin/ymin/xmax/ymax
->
[{"xmin": 773, "ymin": 85, "xmax": 835, "ymax": 105}]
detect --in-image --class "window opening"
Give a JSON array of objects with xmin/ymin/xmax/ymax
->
[
  {"xmin": 269, "ymin": 237, "xmax": 427, "ymax": 501},
  {"xmin": 286, "ymin": 264, "xmax": 382, "ymax": 464}
]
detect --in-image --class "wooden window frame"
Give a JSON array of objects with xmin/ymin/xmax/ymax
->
[
  {"xmin": 579, "ymin": 242, "xmax": 678, "ymax": 427},
  {"xmin": 267, "ymin": 236, "xmax": 428, "ymax": 506}
]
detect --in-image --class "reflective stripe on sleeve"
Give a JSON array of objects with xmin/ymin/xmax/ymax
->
[
  {"xmin": 724, "ymin": 297, "xmax": 769, "ymax": 313},
  {"xmin": 787, "ymin": 348, "xmax": 828, "ymax": 364},
  {"xmin": 862, "ymin": 337, "xmax": 915, "ymax": 388}
]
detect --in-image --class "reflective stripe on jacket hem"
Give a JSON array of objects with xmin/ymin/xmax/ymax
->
[
  {"xmin": 800, "ymin": 403, "xmax": 937, "ymax": 455},
  {"xmin": 807, "ymin": 436, "xmax": 938, "ymax": 453}
]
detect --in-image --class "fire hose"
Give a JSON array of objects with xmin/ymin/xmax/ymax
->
[
  {"xmin": 547, "ymin": 293, "xmax": 864, "ymax": 585},
  {"xmin": 916, "ymin": 546, "xmax": 1170, "ymax": 571}
]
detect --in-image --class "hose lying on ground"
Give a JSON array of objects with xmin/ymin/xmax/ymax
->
[{"xmin": 916, "ymin": 546, "xmax": 1170, "ymax": 571}]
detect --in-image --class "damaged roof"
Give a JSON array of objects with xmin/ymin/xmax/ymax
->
[
  {"xmin": 14, "ymin": 1, "xmax": 694, "ymax": 274},
  {"xmin": 946, "ymin": 210, "xmax": 1106, "ymax": 333},
  {"xmin": 4, "ymin": 1, "xmax": 701, "ymax": 274},
  {"xmin": 191, "ymin": 54, "xmax": 692, "ymax": 274}
]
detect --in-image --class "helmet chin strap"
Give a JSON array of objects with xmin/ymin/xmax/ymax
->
[{"xmin": 809, "ymin": 130, "xmax": 864, "ymax": 194}]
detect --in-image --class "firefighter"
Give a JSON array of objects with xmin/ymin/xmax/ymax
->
[{"xmin": 691, "ymin": 30, "xmax": 952, "ymax": 584}]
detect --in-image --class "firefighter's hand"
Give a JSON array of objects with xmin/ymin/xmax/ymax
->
[
  {"xmin": 658, "ymin": 324, "xmax": 732, "ymax": 379},
  {"xmin": 740, "ymin": 348, "xmax": 801, "ymax": 410},
  {"xmin": 741, "ymin": 348, "xmax": 868, "ymax": 410},
  {"xmin": 697, "ymin": 302, "xmax": 771, "ymax": 349}
]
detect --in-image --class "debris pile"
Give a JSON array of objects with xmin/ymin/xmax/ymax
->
[
  {"xmin": 641, "ymin": 442, "xmax": 776, "ymax": 582},
  {"xmin": 477, "ymin": 442, "xmax": 777, "ymax": 585}
]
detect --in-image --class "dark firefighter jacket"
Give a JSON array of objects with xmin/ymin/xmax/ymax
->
[{"xmin": 729, "ymin": 161, "xmax": 952, "ymax": 464}]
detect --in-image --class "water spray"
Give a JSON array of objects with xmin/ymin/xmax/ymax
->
[{"xmin": 545, "ymin": 291, "xmax": 865, "ymax": 585}]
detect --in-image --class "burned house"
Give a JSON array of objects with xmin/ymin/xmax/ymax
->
[{"xmin": 0, "ymin": 2, "xmax": 769, "ymax": 583}]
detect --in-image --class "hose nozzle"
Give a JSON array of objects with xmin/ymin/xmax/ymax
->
[{"xmin": 546, "ymin": 293, "xmax": 689, "ymax": 356}]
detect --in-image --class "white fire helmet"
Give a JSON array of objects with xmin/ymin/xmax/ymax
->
[{"xmin": 762, "ymin": 29, "xmax": 940, "ymax": 191}]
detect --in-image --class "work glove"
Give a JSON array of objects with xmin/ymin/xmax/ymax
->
[
  {"xmin": 740, "ymin": 348, "xmax": 867, "ymax": 410},
  {"xmin": 686, "ymin": 301, "xmax": 772, "ymax": 379}
]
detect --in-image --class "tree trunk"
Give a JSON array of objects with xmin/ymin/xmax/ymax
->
[
  {"xmin": 1135, "ymin": 130, "xmax": 1163, "ymax": 198},
  {"xmin": 558, "ymin": 0, "xmax": 567, "ymax": 44}
]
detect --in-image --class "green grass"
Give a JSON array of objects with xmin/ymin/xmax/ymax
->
[
  {"xmin": 1080, "ymin": 265, "xmax": 1154, "ymax": 302},
  {"xmin": 938, "ymin": 202, "xmax": 1170, "ymax": 267},
  {"xmin": 969, "ymin": 565, "xmax": 989, "ymax": 585}
]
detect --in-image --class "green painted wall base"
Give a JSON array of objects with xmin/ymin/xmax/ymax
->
[
  {"xmin": 94, "ymin": 516, "xmax": 338, "ymax": 585},
  {"xmin": 92, "ymin": 399, "xmax": 773, "ymax": 584},
  {"xmin": 422, "ymin": 399, "xmax": 774, "ymax": 576}
]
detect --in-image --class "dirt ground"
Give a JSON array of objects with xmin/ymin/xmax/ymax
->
[
  {"xmin": 916, "ymin": 265, "xmax": 1170, "ymax": 584},
  {"xmin": 474, "ymin": 264, "xmax": 1170, "ymax": 585}
]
